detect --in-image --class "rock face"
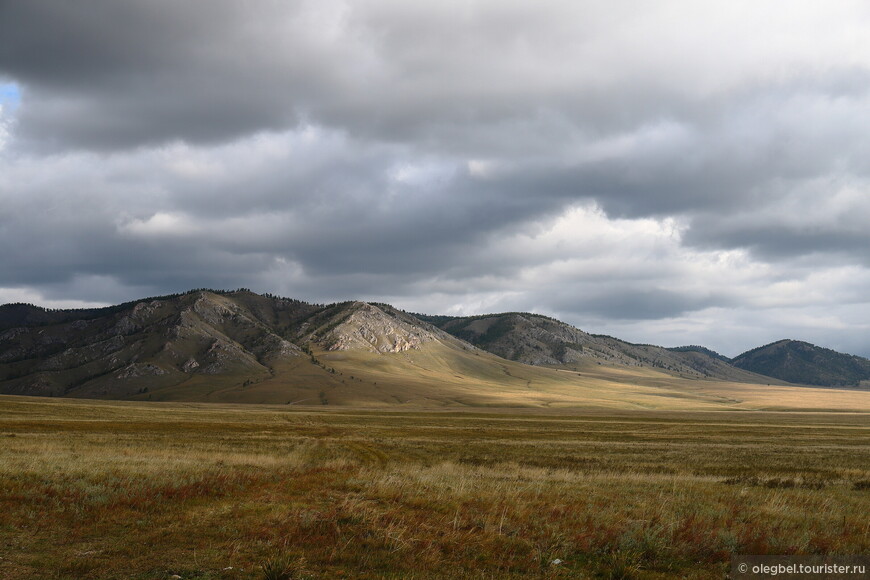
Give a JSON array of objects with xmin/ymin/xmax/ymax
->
[
  {"xmin": 116, "ymin": 363, "xmax": 167, "ymax": 379},
  {"xmin": 315, "ymin": 302, "xmax": 442, "ymax": 353}
]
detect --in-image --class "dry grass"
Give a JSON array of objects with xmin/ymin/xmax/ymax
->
[
  {"xmin": 1, "ymin": 396, "xmax": 869, "ymax": 579},
  {"xmin": 123, "ymin": 341, "xmax": 870, "ymax": 412}
]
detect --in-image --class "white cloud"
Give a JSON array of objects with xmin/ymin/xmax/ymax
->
[
  {"xmin": 0, "ymin": 286, "xmax": 108, "ymax": 310},
  {"xmin": 120, "ymin": 212, "xmax": 196, "ymax": 237}
]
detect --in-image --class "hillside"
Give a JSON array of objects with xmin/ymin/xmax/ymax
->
[
  {"xmin": 2, "ymin": 290, "xmax": 869, "ymax": 411},
  {"xmin": 0, "ymin": 290, "xmax": 314, "ymax": 398},
  {"xmin": 733, "ymin": 339, "xmax": 870, "ymax": 387},
  {"xmin": 418, "ymin": 312, "xmax": 781, "ymax": 384}
]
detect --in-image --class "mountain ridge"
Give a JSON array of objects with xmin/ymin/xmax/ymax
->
[
  {"xmin": 417, "ymin": 311, "xmax": 786, "ymax": 385},
  {"xmin": 2, "ymin": 290, "xmax": 869, "ymax": 407},
  {"xmin": 732, "ymin": 339, "xmax": 870, "ymax": 387}
]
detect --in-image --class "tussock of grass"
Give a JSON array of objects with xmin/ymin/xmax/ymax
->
[
  {"xmin": 260, "ymin": 555, "xmax": 310, "ymax": 580},
  {"xmin": 0, "ymin": 396, "xmax": 868, "ymax": 579}
]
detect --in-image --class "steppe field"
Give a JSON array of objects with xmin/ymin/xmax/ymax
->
[{"xmin": 1, "ymin": 396, "xmax": 869, "ymax": 579}]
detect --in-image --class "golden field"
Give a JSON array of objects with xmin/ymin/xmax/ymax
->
[{"xmin": 1, "ymin": 395, "xmax": 869, "ymax": 579}]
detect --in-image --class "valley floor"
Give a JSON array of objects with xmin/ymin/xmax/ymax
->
[{"xmin": 1, "ymin": 396, "xmax": 869, "ymax": 579}]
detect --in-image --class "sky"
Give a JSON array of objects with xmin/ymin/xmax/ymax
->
[{"xmin": 1, "ymin": 1, "xmax": 869, "ymax": 358}]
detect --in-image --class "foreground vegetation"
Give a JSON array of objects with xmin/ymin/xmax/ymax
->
[{"xmin": 1, "ymin": 396, "xmax": 869, "ymax": 579}]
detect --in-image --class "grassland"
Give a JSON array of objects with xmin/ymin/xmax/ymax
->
[{"xmin": 1, "ymin": 396, "xmax": 869, "ymax": 579}]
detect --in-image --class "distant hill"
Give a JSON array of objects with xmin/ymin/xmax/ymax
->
[
  {"xmin": 418, "ymin": 312, "xmax": 781, "ymax": 384},
  {"xmin": 666, "ymin": 345, "xmax": 730, "ymax": 361},
  {"xmin": 732, "ymin": 340, "xmax": 870, "ymax": 387}
]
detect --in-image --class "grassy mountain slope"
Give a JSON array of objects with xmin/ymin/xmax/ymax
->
[
  {"xmin": 733, "ymin": 339, "xmax": 870, "ymax": 387},
  {"xmin": 419, "ymin": 312, "xmax": 782, "ymax": 385},
  {"xmin": 0, "ymin": 291, "xmax": 318, "ymax": 398}
]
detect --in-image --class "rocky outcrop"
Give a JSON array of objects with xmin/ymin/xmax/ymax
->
[
  {"xmin": 308, "ymin": 302, "xmax": 444, "ymax": 354},
  {"xmin": 116, "ymin": 363, "xmax": 167, "ymax": 379},
  {"xmin": 323, "ymin": 303, "xmax": 438, "ymax": 353}
]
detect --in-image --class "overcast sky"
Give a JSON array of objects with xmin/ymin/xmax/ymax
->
[{"xmin": 1, "ymin": 1, "xmax": 869, "ymax": 357}]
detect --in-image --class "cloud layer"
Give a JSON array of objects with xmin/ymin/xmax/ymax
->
[{"xmin": 1, "ymin": 1, "xmax": 869, "ymax": 357}]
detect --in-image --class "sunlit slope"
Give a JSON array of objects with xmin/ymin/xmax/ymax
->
[
  {"xmin": 420, "ymin": 312, "xmax": 788, "ymax": 385},
  {"xmin": 138, "ymin": 339, "xmax": 870, "ymax": 411}
]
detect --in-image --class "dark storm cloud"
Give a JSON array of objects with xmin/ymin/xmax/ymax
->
[
  {"xmin": 560, "ymin": 289, "xmax": 725, "ymax": 321},
  {"xmin": 1, "ymin": 1, "xmax": 869, "ymax": 355},
  {"xmin": 0, "ymin": 1, "xmax": 329, "ymax": 148},
  {"xmin": 0, "ymin": 130, "xmax": 569, "ymax": 295},
  {"xmin": 685, "ymin": 218, "xmax": 870, "ymax": 264}
]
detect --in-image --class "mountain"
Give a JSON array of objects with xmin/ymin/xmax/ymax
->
[
  {"xmin": 732, "ymin": 339, "xmax": 870, "ymax": 387},
  {"xmin": 0, "ymin": 290, "xmax": 477, "ymax": 403},
  {"xmin": 418, "ymin": 312, "xmax": 591, "ymax": 366},
  {"xmin": 0, "ymin": 290, "xmax": 314, "ymax": 399},
  {"xmin": 6, "ymin": 290, "xmax": 705, "ymax": 407},
  {"xmin": 417, "ymin": 312, "xmax": 780, "ymax": 384},
  {"xmin": 2, "ymin": 290, "xmax": 870, "ymax": 410}
]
